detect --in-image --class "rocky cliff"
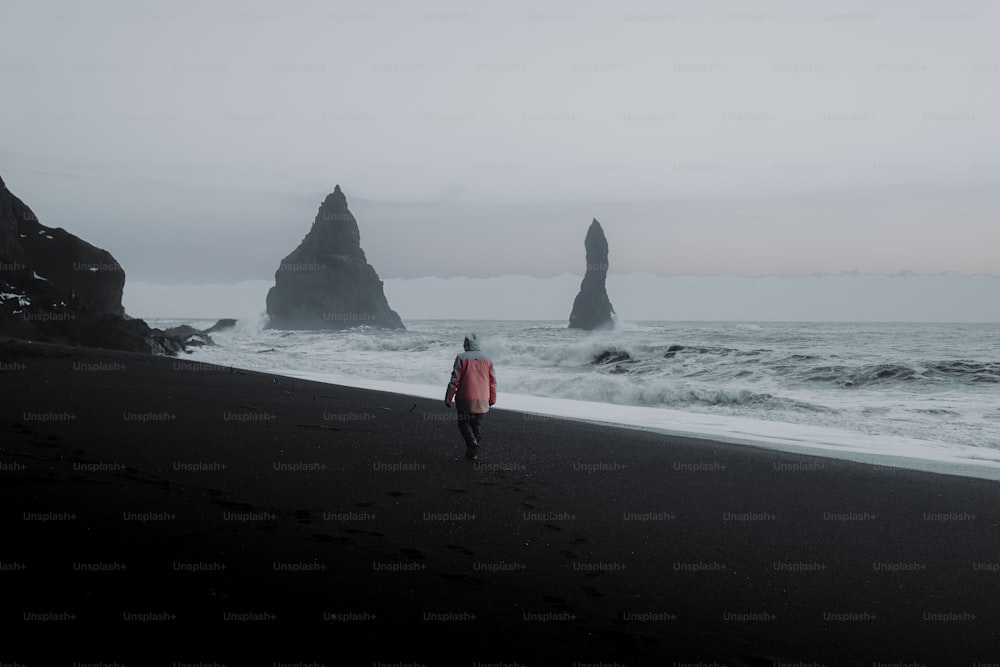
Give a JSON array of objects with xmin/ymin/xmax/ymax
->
[
  {"xmin": 568, "ymin": 218, "xmax": 615, "ymax": 330},
  {"xmin": 265, "ymin": 185, "xmax": 404, "ymax": 330},
  {"xmin": 0, "ymin": 175, "xmax": 183, "ymax": 354}
]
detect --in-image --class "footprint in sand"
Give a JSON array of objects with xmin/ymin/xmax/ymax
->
[
  {"xmin": 166, "ymin": 532, "xmax": 208, "ymax": 542},
  {"xmin": 542, "ymin": 595, "xmax": 574, "ymax": 611},
  {"xmin": 739, "ymin": 655, "xmax": 782, "ymax": 667},
  {"xmin": 212, "ymin": 498, "xmax": 256, "ymax": 510},
  {"xmin": 344, "ymin": 528, "xmax": 384, "ymax": 537},
  {"xmin": 444, "ymin": 544, "xmax": 475, "ymax": 556},
  {"xmin": 29, "ymin": 433, "xmax": 61, "ymax": 448},
  {"xmin": 70, "ymin": 474, "xmax": 112, "ymax": 486},
  {"xmin": 440, "ymin": 573, "xmax": 483, "ymax": 585}
]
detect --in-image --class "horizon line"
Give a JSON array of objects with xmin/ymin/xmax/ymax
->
[{"xmin": 127, "ymin": 270, "xmax": 1000, "ymax": 286}]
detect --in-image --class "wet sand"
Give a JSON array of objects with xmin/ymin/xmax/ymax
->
[{"xmin": 2, "ymin": 338, "xmax": 999, "ymax": 665}]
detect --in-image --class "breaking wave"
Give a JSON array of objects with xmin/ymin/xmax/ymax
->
[{"xmin": 167, "ymin": 318, "xmax": 1000, "ymax": 451}]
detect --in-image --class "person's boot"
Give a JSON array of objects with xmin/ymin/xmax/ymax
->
[{"xmin": 465, "ymin": 440, "xmax": 479, "ymax": 460}]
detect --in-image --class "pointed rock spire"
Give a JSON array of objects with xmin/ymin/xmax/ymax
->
[
  {"xmin": 266, "ymin": 185, "xmax": 404, "ymax": 330},
  {"xmin": 568, "ymin": 218, "xmax": 615, "ymax": 330}
]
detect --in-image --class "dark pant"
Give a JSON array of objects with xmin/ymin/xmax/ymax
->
[{"xmin": 457, "ymin": 411, "xmax": 484, "ymax": 447}]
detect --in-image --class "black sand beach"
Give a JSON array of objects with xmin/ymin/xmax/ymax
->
[{"xmin": 2, "ymin": 338, "xmax": 999, "ymax": 665}]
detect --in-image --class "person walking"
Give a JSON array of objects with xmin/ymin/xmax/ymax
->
[{"xmin": 444, "ymin": 333, "xmax": 496, "ymax": 460}]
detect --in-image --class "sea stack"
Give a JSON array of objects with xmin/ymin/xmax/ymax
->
[
  {"xmin": 0, "ymin": 174, "xmax": 184, "ymax": 354},
  {"xmin": 265, "ymin": 185, "xmax": 404, "ymax": 330},
  {"xmin": 568, "ymin": 218, "xmax": 615, "ymax": 330}
]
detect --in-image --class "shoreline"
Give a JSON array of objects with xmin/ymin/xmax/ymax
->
[
  {"xmin": 2, "ymin": 338, "xmax": 1000, "ymax": 663},
  {"xmin": 151, "ymin": 316, "xmax": 1000, "ymax": 482},
  {"xmin": 259, "ymin": 364, "xmax": 1000, "ymax": 483}
]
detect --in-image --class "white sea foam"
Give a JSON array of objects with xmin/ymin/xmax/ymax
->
[
  {"xmin": 254, "ymin": 367, "xmax": 1000, "ymax": 481},
  {"xmin": 170, "ymin": 318, "xmax": 1000, "ymax": 480}
]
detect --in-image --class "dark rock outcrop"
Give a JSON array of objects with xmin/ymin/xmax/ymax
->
[
  {"xmin": 265, "ymin": 185, "xmax": 404, "ymax": 330},
  {"xmin": 161, "ymin": 324, "xmax": 212, "ymax": 347},
  {"xmin": 568, "ymin": 219, "xmax": 615, "ymax": 330},
  {"xmin": 161, "ymin": 319, "xmax": 237, "ymax": 347},
  {"xmin": 0, "ymin": 174, "xmax": 184, "ymax": 354},
  {"xmin": 593, "ymin": 349, "xmax": 631, "ymax": 365},
  {"xmin": 203, "ymin": 318, "xmax": 237, "ymax": 334}
]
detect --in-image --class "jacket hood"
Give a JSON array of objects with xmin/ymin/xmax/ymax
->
[{"xmin": 463, "ymin": 333, "xmax": 481, "ymax": 351}]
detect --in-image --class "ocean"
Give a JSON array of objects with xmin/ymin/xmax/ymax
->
[{"xmin": 151, "ymin": 318, "xmax": 1000, "ymax": 480}]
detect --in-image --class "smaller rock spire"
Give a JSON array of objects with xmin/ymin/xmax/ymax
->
[{"xmin": 568, "ymin": 218, "xmax": 615, "ymax": 330}]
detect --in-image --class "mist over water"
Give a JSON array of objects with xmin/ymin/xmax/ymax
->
[{"xmin": 126, "ymin": 272, "xmax": 1000, "ymax": 321}]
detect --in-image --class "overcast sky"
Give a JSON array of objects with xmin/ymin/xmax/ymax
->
[{"xmin": 2, "ymin": 0, "xmax": 998, "ymax": 283}]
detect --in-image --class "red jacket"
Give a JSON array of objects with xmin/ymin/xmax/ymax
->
[{"xmin": 446, "ymin": 348, "xmax": 496, "ymax": 414}]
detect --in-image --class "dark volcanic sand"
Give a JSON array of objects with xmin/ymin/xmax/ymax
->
[{"xmin": 1, "ymin": 339, "xmax": 999, "ymax": 665}]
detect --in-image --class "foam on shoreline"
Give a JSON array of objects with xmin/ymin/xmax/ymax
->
[{"xmin": 275, "ymin": 367, "xmax": 1000, "ymax": 482}]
